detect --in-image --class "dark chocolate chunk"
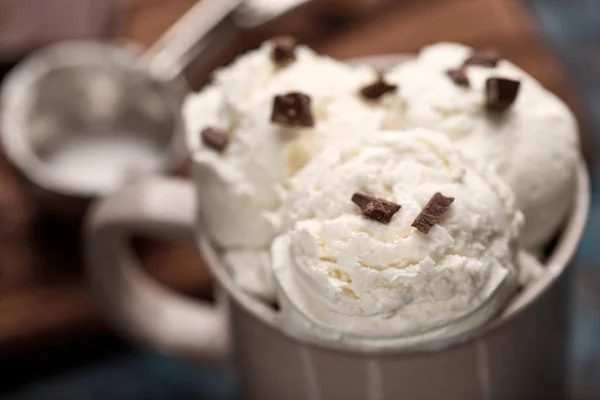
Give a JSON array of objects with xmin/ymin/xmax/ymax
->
[
  {"xmin": 271, "ymin": 92, "xmax": 315, "ymax": 127},
  {"xmin": 201, "ymin": 127, "xmax": 229, "ymax": 152},
  {"xmin": 411, "ymin": 192, "xmax": 454, "ymax": 234},
  {"xmin": 272, "ymin": 35, "xmax": 297, "ymax": 65},
  {"xmin": 464, "ymin": 48, "xmax": 501, "ymax": 68},
  {"xmin": 485, "ymin": 77, "xmax": 520, "ymax": 112},
  {"xmin": 359, "ymin": 77, "xmax": 397, "ymax": 100},
  {"xmin": 446, "ymin": 68, "xmax": 470, "ymax": 87},
  {"xmin": 352, "ymin": 193, "xmax": 401, "ymax": 224}
]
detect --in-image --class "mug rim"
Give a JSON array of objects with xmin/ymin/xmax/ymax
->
[{"xmin": 198, "ymin": 54, "xmax": 590, "ymax": 356}]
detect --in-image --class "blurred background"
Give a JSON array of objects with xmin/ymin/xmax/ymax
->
[{"xmin": 0, "ymin": 0, "xmax": 599, "ymax": 398}]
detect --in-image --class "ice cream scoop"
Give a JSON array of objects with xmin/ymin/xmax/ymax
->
[
  {"xmin": 272, "ymin": 129, "xmax": 523, "ymax": 346},
  {"xmin": 183, "ymin": 39, "xmax": 388, "ymax": 298},
  {"xmin": 383, "ymin": 42, "xmax": 580, "ymax": 251}
]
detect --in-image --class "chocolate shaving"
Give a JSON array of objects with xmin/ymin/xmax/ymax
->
[
  {"xmin": 351, "ymin": 193, "xmax": 401, "ymax": 224},
  {"xmin": 359, "ymin": 77, "xmax": 397, "ymax": 100},
  {"xmin": 411, "ymin": 192, "xmax": 454, "ymax": 234},
  {"xmin": 446, "ymin": 68, "xmax": 470, "ymax": 87},
  {"xmin": 485, "ymin": 77, "xmax": 520, "ymax": 112},
  {"xmin": 464, "ymin": 48, "xmax": 501, "ymax": 68},
  {"xmin": 201, "ymin": 127, "xmax": 229, "ymax": 152},
  {"xmin": 272, "ymin": 35, "xmax": 297, "ymax": 65},
  {"xmin": 271, "ymin": 92, "xmax": 315, "ymax": 127}
]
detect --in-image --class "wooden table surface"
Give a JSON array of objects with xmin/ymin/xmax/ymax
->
[{"xmin": 0, "ymin": 0, "xmax": 590, "ymax": 355}]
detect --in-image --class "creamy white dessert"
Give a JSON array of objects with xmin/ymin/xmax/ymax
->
[
  {"xmin": 183, "ymin": 38, "xmax": 577, "ymax": 311},
  {"xmin": 183, "ymin": 38, "xmax": 389, "ymax": 299},
  {"xmin": 383, "ymin": 42, "xmax": 580, "ymax": 251},
  {"xmin": 272, "ymin": 129, "xmax": 524, "ymax": 345}
]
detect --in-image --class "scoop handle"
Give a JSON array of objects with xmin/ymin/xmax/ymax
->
[
  {"xmin": 85, "ymin": 177, "xmax": 228, "ymax": 364},
  {"xmin": 140, "ymin": 0, "xmax": 243, "ymax": 81}
]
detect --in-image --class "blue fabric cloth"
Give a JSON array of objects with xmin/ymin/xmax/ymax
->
[{"xmin": 4, "ymin": 353, "xmax": 239, "ymax": 400}]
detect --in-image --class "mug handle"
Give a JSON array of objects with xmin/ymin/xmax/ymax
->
[{"xmin": 85, "ymin": 176, "xmax": 228, "ymax": 365}]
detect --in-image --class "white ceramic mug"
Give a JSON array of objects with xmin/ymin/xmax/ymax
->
[{"xmin": 85, "ymin": 56, "xmax": 590, "ymax": 400}]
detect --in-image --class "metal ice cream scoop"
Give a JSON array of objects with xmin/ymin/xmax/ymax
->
[{"xmin": 0, "ymin": 0, "xmax": 242, "ymax": 206}]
